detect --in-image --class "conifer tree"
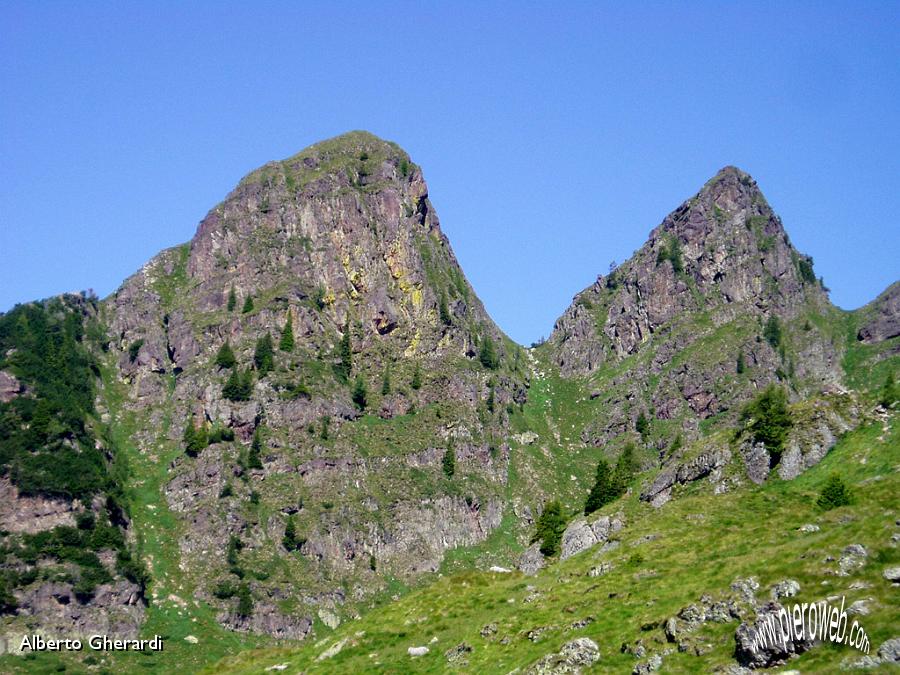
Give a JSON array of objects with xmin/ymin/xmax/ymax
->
[
  {"xmin": 279, "ymin": 314, "xmax": 295, "ymax": 352},
  {"xmin": 352, "ymin": 374, "xmax": 368, "ymax": 411},
  {"xmin": 479, "ymin": 335, "xmax": 499, "ymax": 370},
  {"xmin": 439, "ymin": 290, "xmax": 451, "ymax": 326},
  {"xmin": 381, "ymin": 365, "xmax": 391, "ymax": 396},
  {"xmin": 215, "ymin": 341, "xmax": 237, "ymax": 369},
  {"xmin": 227, "ymin": 286, "xmax": 237, "ymax": 312},
  {"xmin": 532, "ymin": 500, "xmax": 565, "ymax": 557},
  {"xmin": 584, "ymin": 459, "xmax": 615, "ymax": 515},
  {"xmin": 817, "ymin": 473, "xmax": 852, "ymax": 510},
  {"xmin": 336, "ymin": 319, "xmax": 352, "ymax": 382},
  {"xmin": 411, "ymin": 361, "xmax": 422, "ymax": 390},
  {"xmin": 254, "ymin": 334, "xmax": 274, "ymax": 377}
]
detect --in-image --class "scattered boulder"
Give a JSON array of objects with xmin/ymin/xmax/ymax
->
[
  {"xmin": 480, "ymin": 622, "xmax": 498, "ymax": 638},
  {"xmin": 879, "ymin": 637, "xmax": 900, "ymax": 663},
  {"xmin": 525, "ymin": 637, "xmax": 600, "ymax": 674},
  {"xmin": 588, "ymin": 562, "xmax": 613, "ymax": 578},
  {"xmin": 734, "ymin": 602, "xmax": 813, "ymax": 668},
  {"xmin": 519, "ymin": 543, "xmax": 546, "ymax": 575},
  {"xmin": 770, "ymin": 579, "xmax": 800, "ymax": 600},
  {"xmin": 838, "ymin": 544, "xmax": 868, "ymax": 576},
  {"xmin": 317, "ymin": 638, "xmax": 348, "ymax": 661},
  {"xmin": 883, "ymin": 566, "xmax": 900, "ymax": 584},
  {"xmin": 730, "ymin": 577, "xmax": 759, "ymax": 604},
  {"xmin": 444, "ymin": 642, "xmax": 472, "ymax": 664},
  {"xmin": 489, "ymin": 565, "xmax": 512, "ymax": 574},
  {"xmin": 798, "ymin": 523, "xmax": 820, "ymax": 533},
  {"xmin": 633, "ymin": 654, "xmax": 663, "ymax": 674},
  {"xmin": 407, "ymin": 646, "xmax": 429, "ymax": 657}
]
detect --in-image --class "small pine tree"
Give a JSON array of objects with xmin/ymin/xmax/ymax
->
[
  {"xmin": 248, "ymin": 428, "xmax": 264, "ymax": 470},
  {"xmin": 817, "ymin": 473, "xmax": 852, "ymax": 510},
  {"xmin": 381, "ymin": 366, "xmax": 391, "ymax": 396},
  {"xmin": 279, "ymin": 315, "xmax": 295, "ymax": 352},
  {"xmin": 282, "ymin": 515, "xmax": 298, "ymax": 551},
  {"xmin": 352, "ymin": 374, "xmax": 368, "ymax": 411},
  {"xmin": 227, "ymin": 286, "xmax": 237, "ymax": 312},
  {"xmin": 442, "ymin": 448, "xmax": 455, "ymax": 478},
  {"xmin": 611, "ymin": 443, "xmax": 638, "ymax": 495},
  {"xmin": 486, "ymin": 384, "xmax": 495, "ymax": 414},
  {"xmin": 635, "ymin": 412, "xmax": 649, "ymax": 438},
  {"xmin": 223, "ymin": 369, "xmax": 241, "ymax": 400},
  {"xmin": 411, "ymin": 362, "xmax": 422, "ymax": 390},
  {"xmin": 439, "ymin": 290, "xmax": 451, "ymax": 326},
  {"xmin": 253, "ymin": 334, "xmax": 274, "ymax": 377},
  {"xmin": 736, "ymin": 350, "xmax": 746, "ymax": 374},
  {"xmin": 479, "ymin": 336, "xmax": 499, "ymax": 370},
  {"xmin": 226, "ymin": 535, "xmax": 243, "ymax": 576},
  {"xmin": 215, "ymin": 341, "xmax": 237, "ymax": 369},
  {"xmin": 584, "ymin": 459, "xmax": 615, "ymax": 515},
  {"xmin": 336, "ymin": 319, "xmax": 352, "ymax": 382},
  {"xmin": 764, "ymin": 316, "xmax": 782, "ymax": 349},
  {"xmin": 236, "ymin": 583, "xmax": 253, "ymax": 617},
  {"xmin": 881, "ymin": 371, "xmax": 898, "ymax": 408},
  {"xmin": 532, "ymin": 500, "xmax": 566, "ymax": 557},
  {"xmin": 740, "ymin": 385, "xmax": 792, "ymax": 463},
  {"xmin": 319, "ymin": 415, "xmax": 330, "ymax": 441},
  {"xmin": 183, "ymin": 420, "xmax": 208, "ymax": 457},
  {"xmin": 242, "ymin": 295, "xmax": 254, "ymax": 314}
]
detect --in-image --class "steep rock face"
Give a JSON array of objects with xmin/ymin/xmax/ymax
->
[
  {"xmin": 857, "ymin": 281, "xmax": 900, "ymax": 344},
  {"xmin": 100, "ymin": 132, "xmax": 524, "ymax": 638},
  {"xmin": 546, "ymin": 167, "xmax": 842, "ymax": 445}
]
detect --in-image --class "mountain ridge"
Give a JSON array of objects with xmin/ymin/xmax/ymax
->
[{"xmin": 0, "ymin": 131, "xmax": 897, "ymax": 674}]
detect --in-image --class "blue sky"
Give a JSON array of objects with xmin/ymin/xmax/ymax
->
[{"xmin": 1, "ymin": 2, "xmax": 897, "ymax": 345}]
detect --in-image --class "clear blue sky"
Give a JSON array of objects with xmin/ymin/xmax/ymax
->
[{"xmin": 1, "ymin": 2, "xmax": 898, "ymax": 345}]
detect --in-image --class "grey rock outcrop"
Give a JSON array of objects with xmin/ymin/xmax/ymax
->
[{"xmin": 734, "ymin": 602, "xmax": 813, "ymax": 668}]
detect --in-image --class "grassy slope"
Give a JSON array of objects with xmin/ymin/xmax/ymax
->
[{"xmin": 210, "ymin": 408, "xmax": 899, "ymax": 674}]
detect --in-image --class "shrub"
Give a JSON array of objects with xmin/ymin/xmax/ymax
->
[
  {"xmin": 411, "ymin": 362, "xmax": 422, "ymax": 390},
  {"xmin": 183, "ymin": 421, "xmax": 208, "ymax": 458},
  {"xmin": 319, "ymin": 416, "xmax": 330, "ymax": 441},
  {"xmin": 798, "ymin": 257, "xmax": 816, "ymax": 284},
  {"xmin": 736, "ymin": 350, "xmax": 746, "ymax": 374},
  {"xmin": 533, "ymin": 501, "xmax": 566, "ymax": 557},
  {"xmin": 442, "ymin": 448, "xmax": 455, "ymax": 478},
  {"xmin": 215, "ymin": 341, "xmax": 236, "ymax": 369},
  {"xmin": 656, "ymin": 235, "xmax": 683, "ymax": 273},
  {"xmin": 381, "ymin": 366, "xmax": 391, "ymax": 396},
  {"xmin": 740, "ymin": 385, "xmax": 792, "ymax": 462},
  {"xmin": 881, "ymin": 372, "xmax": 898, "ymax": 408},
  {"xmin": 127, "ymin": 339, "xmax": 144, "ymax": 363},
  {"xmin": 219, "ymin": 483, "xmax": 233, "ymax": 499},
  {"xmin": 817, "ymin": 473, "xmax": 852, "ymax": 510},
  {"xmin": 312, "ymin": 286, "xmax": 326, "ymax": 310}
]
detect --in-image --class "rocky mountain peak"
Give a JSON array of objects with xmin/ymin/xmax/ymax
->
[{"xmin": 546, "ymin": 166, "xmax": 840, "ymax": 435}]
